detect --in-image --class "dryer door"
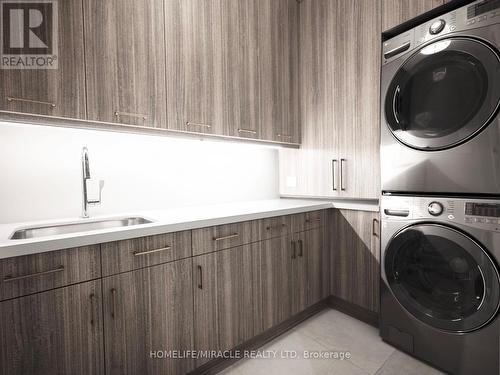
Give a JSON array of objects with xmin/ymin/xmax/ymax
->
[
  {"xmin": 385, "ymin": 223, "xmax": 500, "ymax": 332},
  {"xmin": 385, "ymin": 37, "xmax": 500, "ymax": 151}
]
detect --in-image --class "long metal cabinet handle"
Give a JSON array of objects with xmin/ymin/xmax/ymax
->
[
  {"xmin": 340, "ymin": 159, "xmax": 347, "ymax": 191},
  {"xmin": 332, "ymin": 159, "xmax": 338, "ymax": 191},
  {"xmin": 238, "ymin": 128, "xmax": 257, "ymax": 135},
  {"xmin": 114, "ymin": 111, "xmax": 148, "ymax": 120},
  {"xmin": 298, "ymin": 239, "xmax": 304, "ymax": 257},
  {"xmin": 133, "ymin": 246, "xmax": 171, "ymax": 256},
  {"xmin": 110, "ymin": 288, "xmax": 117, "ymax": 319},
  {"xmin": 372, "ymin": 218, "xmax": 379, "ymax": 237},
  {"xmin": 213, "ymin": 233, "xmax": 239, "ymax": 241},
  {"xmin": 291, "ymin": 241, "xmax": 297, "ymax": 259},
  {"xmin": 7, "ymin": 96, "xmax": 56, "ymax": 107},
  {"xmin": 3, "ymin": 265, "xmax": 65, "ymax": 282},
  {"xmin": 90, "ymin": 293, "xmax": 96, "ymax": 326},
  {"xmin": 186, "ymin": 122, "xmax": 212, "ymax": 129},
  {"xmin": 197, "ymin": 265, "xmax": 203, "ymax": 289},
  {"xmin": 306, "ymin": 218, "xmax": 321, "ymax": 223}
]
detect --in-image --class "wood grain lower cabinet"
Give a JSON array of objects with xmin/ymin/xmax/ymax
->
[
  {"xmin": 304, "ymin": 227, "xmax": 326, "ymax": 306},
  {"xmin": 0, "ymin": 280, "xmax": 104, "ymax": 375},
  {"xmin": 193, "ymin": 244, "xmax": 261, "ymax": 366},
  {"xmin": 0, "ymin": 245, "xmax": 100, "ymax": 301},
  {"xmin": 261, "ymin": 236, "xmax": 294, "ymax": 330},
  {"xmin": 331, "ymin": 210, "xmax": 380, "ymax": 313},
  {"xmin": 217, "ymin": 243, "xmax": 262, "ymax": 351},
  {"xmin": 102, "ymin": 259, "xmax": 194, "ymax": 375},
  {"xmin": 192, "ymin": 252, "xmax": 219, "ymax": 366}
]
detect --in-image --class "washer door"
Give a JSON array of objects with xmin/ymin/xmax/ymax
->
[
  {"xmin": 385, "ymin": 37, "xmax": 500, "ymax": 150},
  {"xmin": 385, "ymin": 223, "xmax": 500, "ymax": 332}
]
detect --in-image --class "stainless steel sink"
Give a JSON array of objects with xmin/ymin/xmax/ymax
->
[{"xmin": 10, "ymin": 217, "xmax": 154, "ymax": 240}]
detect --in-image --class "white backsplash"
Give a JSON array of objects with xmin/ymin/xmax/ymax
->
[{"xmin": 0, "ymin": 122, "xmax": 279, "ymax": 224}]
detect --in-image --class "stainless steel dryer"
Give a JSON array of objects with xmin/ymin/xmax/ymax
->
[
  {"xmin": 380, "ymin": 0, "xmax": 500, "ymax": 195},
  {"xmin": 380, "ymin": 195, "xmax": 500, "ymax": 374}
]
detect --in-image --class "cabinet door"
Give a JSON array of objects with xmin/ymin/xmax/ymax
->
[
  {"xmin": 0, "ymin": 281, "xmax": 104, "ymax": 375},
  {"xmin": 279, "ymin": 0, "xmax": 339, "ymax": 197},
  {"xmin": 304, "ymin": 227, "xmax": 325, "ymax": 307},
  {"xmin": 279, "ymin": 0, "xmax": 380, "ymax": 199},
  {"xmin": 258, "ymin": 0, "xmax": 300, "ymax": 144},
  {"xmin": 103, "ymin": 260, "xmax": 194, "ymax": 375},
  {"xmin": 221, "ymin": 0, "xmax": 260, "ymax": 139},
  {"xmin": 335, "ymin": 0, "xmax": 380, "ymax": 199},
  {"xmin": 382, "ymin": 0, "xmax": 444, "ymax": 31},
  {"xmin": 192, "ymin": 252, "xmax": 219, "ymax": 366},
  {"xmin": 261, "ymin": 236, "xmax": 293, "ymax": 330},
  {"xmin": 84, "ymin": 0, "xmax": 166, "ymax": 127},
  {"xmin": 0, "ymin": 0, "xmax": 86, "ymax": 118},
  {"xmin": 331, "ymin": 210, "xmax": 380, "ymax": 313},
  {"xmin": 217, "ymin": 244, "xmax": 262, "ymax": 351},
  {"xmin": 165, "ymin": 0, "xmax": 224, "ymax": 134}
]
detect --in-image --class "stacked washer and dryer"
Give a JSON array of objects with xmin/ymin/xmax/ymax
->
[{"xmin": 380, "ymin": 1, "xmax": 500, "ymax": 374}]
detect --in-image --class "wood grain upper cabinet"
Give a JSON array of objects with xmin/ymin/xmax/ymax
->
[
  {"xmin": 279, "ymin": 0, "xmax": 380, "ymax": 199},
  {"xmin": 0, "ymin": 0, "xmax": 86, "ymax": 118},
  {"xmin": 334, "ymin": 0, "xmax": 381, "ymax": 199},
  {"xmin": 102, "ymin": 260, "xmax": 194, "ymax": 375},
  {"xmin": 331, "ymin": 210, "xmax": 380, "ymax": 313},
  {"xmin": 381, "ymin": 0, "xmax": 444, "ymax": 31},
  {"xmin": 258, "ymin": 0, "xmax": 300, "ymax": 144},
  {"xmin": 84, "ymin": 0, "xmax": 166, "ymax": 127},
  {"xmin": 165, "ymin": 0, "xmax": 224, "ymax": 134},
  {"xmin": 220, "ymin": 0, "xmax": 260, "ymax": 139},
  {"xmin": 0, "ymin": 281, "xmax": 104, "ymax": 375}
]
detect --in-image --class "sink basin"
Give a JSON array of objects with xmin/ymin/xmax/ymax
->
[{"xmin": 10, "ymin": 217, "xmax": 154, "ymax": 240}]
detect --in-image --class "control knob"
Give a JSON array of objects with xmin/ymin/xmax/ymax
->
[
  {"xmin": 428, "ymin": 202, "xmax": 444, "ymax": 216},
  {"xmin": 429, "ymin": 19, "xmax": 446, "ymax": 35}
]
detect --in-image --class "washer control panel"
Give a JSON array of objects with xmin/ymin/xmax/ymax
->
[{"xmin": 381, "ymin": 196, "xmax": 500, "ymax": 232}]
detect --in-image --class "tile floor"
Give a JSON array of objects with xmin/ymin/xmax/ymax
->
[{"xmin": 220, "ymin": 309, "xmax": 444, "ymax": 375}]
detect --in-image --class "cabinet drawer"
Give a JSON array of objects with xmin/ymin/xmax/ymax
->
[
  {"xmin": 101, "ymin": 231, "xmax": 192, "ymax": 276},
  {"xmin": 192, "ymin": 221, "xmax": 260, "ymax": 256},
  {"xmin": 292, "ymin": 210, "xmax": 326, "ymax": 232},
  {"xmin": 0, "ymin": 245, "xmax": 101, "ymax": 301},
  {"xmin": 261, "ymin": 216, "xmax": 291, "ymax": 240}
]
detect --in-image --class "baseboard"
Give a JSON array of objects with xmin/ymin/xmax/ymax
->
[
  {"xmin": 327, "ymin": 295, "xmax": 379, "ymax": 328},
  {"xmin": 189, "ymin": 299, "xmax": 329, "ymax": 375}
]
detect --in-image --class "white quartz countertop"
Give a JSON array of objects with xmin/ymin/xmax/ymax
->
[{"xmin": 0, "ymin": 198, "xmax": 378, "ymax": 259}]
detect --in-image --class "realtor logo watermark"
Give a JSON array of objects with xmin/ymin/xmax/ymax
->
[{"xmin": 0, "ymin": 0, "xmax": 58, "ymax": 69}]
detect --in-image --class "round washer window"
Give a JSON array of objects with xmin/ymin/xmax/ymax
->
[
  {"xmin": 385, "ymin": 224, "xmax": 500, "ymax": 332},
  {"xmin": 385, "ymin": 38, "xmax": 500, "ymax": 150}
]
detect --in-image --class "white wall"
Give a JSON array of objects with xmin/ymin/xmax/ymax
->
[{"xmin": 0, "ymin": 122, "xmax": 279, "ymax": 224}]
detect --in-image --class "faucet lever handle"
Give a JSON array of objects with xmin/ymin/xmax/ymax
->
[{"xmin": 87, "ymin": 179, "xmax": 105, "ymax": 205}]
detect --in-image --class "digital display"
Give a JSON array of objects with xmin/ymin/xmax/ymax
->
[
  {"xmin": 465, "ymin": 203, "xmax": 500, "ymax": 218},
  {"xmin": 467, "ymin": 0, "xmax": 500, "ymax": 18}
]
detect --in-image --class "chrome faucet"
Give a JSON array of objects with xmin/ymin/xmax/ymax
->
[{"xmin": 81, "ymin": 147, "xmax": 104, "ymax": 218}]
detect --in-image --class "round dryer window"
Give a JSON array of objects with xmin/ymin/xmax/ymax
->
[
  {"xmin": 385, "ymin": 37, "xmax": 500, "ymax": 150},
  {"xmin": 384, "ymin": 223, "xmax": 500, "ymax": 332}
]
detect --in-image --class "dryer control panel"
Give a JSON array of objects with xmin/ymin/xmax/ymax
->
[
  {"xmin": 382, "ymin": 0, "xmax": 500, "ymax": 65},
  {"xmin": 381, "ymin": 195, "xmax": 500, "ymax": 232}
]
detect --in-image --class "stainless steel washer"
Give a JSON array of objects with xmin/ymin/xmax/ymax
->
[
  {"xmin": 380, "ymin": 195, "xmax": 500, "ymax": 374},
  {"xmin": 380, "ymin": 0, "xmax": 500, "ymax": 195}
]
